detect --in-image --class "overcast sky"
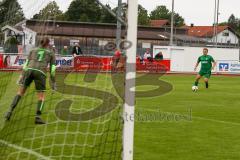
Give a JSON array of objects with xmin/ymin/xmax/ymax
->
[{"xmin": 18, "ymin": 0, "xmax": 240, "ymax": 26}]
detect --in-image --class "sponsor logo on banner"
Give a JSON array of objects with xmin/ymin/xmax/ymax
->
[
  {"xmin": 14, "ymin": 55, "xmax": 27, "ymax": 66},
  {"xmin": 56, "ymin": 56, "xmax": 73, "ymax": 68},
  {"xmin": 218, "ymin": 61, "xmax": 240, "ymax": 73},
  {"xmin": 74, "ymin": 56, "xmax": 103, "ymax": 70},
  {"xmin": 3, "ymin": 55, "xmax": 27, "ymax": 68},
  {"xmin": 219, "ymin": 63, "xmax": 229, "ymax": 71},
  {"xmin": 3, "ymin": 55, "xmax": 74, "ymax": 68},
  {"xmin": 229, "ymin": 62, "xmax": 240, "ymax": 72}
]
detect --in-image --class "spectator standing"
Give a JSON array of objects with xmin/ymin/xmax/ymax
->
[
  {"xmin": 61, "ymin": 46, "xmax": 68, "ymax": 55},
  {"xmin": 72, "ymin": 43, "xmax": 83, "ymax": 57},
  {"xmin": 144, "ymin": 48, "xmax": 152, "ymax": 61}
]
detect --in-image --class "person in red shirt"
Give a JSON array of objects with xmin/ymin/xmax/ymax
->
[
  {"xmin": 112, "ymin": 49, "xmax": 125, "ymax": 71},
  {"xmin": 113, "ymin": 49, "xmax": 121, "ymax": 67},
  {"xmin": 115, "ymin": 49, "xmax": 121, "ymax": 58}
]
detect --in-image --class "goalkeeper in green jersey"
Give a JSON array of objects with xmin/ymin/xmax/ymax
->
[
  {"xmin": 193, "ymin": 48, "xmax": 216, "ymax": 89},
  {"xmin": 5, "ymin": 37, "xmax": 56, "ymax": 124}
]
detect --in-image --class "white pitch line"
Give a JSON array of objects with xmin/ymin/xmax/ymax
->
[
  {"xmin": 193, "ymin": 116, "xmax": 240, "ymax": 126},
  {"xmin": 137, "ymin": 108, "xmax": 240, "ymax": 126},
  {"xmin": 0, "ymin": 139, "xmax": 52, "ymax": 160}
]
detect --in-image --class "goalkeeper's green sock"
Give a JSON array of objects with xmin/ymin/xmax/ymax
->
[
  {"xmin": 36, "ymin": 100, "xmax": 44, "ymax": 116},
  {"xmin": 9, "ymin": 95, "xmax": 22, "ymax": 112},
  {"xmin": 194, "ymin": 81, "xmax": 199, "ymax": 86}
]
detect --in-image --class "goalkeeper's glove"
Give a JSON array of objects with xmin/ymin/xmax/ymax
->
[
  {"xmin": 23, "ymin": 60, "xmax": 29, "ymax": 71},
  {"xmin": 50, "ymin": 64, "xmax": 57, "ymax": 91}
]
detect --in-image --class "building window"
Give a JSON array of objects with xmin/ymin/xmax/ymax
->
[
  {"xmin": 223, "ymin": 32, "xmax": 229, "ymax": 37},
  {"xmin": 142, "ymin": 42, "xmax": 151, "ymax": 49},
  {"xmin": 99, "ymin": 40, "xmax": 108, "ymax": 46},
  {"xmin": 50, "ymin": 38, "xmax": 55, "ymax": 45},
  {"xmin": 70, "ymin": 40, "xmax": 80, "ymax": 46}
]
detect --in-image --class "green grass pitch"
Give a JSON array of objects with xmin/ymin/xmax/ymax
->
[{"xmin": 1, "ymin": 71, "xmax": 240, "ymax": 160}]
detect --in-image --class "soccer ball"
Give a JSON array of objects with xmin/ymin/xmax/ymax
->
[{"xmin": 192, "ymin": 86, "xmax": 198, "ymax": 92}]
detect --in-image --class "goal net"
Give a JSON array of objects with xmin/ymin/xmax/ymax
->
[{"xmin": 0, "ymin": 0, "xmax": 138, "ymax": 160}]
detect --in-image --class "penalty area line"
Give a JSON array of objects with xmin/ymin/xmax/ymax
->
[
  {"xmin": 0, "ymin": 139, "xmax": 52, "ymax": 160},
  {"xmin": 137, "ymin": 108, "xmax": 240, "ymax": 126}
]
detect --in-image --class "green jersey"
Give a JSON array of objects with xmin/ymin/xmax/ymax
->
[
  {"xmin": 61, "ymin": 49, "xmax": 68, "ymax": 55},
  {"xmin": 197, "ymin": 55, "xmax": 215, "ymax": 71},
  {"xmin": 25, "ymin": 48, "xmax": 56, "ymax": 76}
]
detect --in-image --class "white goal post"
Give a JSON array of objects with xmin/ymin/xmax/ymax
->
[{"xmin": 123, "ymin": 0, "xmax": 138, "ymax": 160}]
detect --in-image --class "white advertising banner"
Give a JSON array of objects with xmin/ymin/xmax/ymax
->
[
  {"xmin": 217, "ymin": 60, "xmax": 240, "ymax": 73},
  {"xmin": 153, "ymin": 46, "xmax": 239, "ymax": 72},
  {"xmin": 55, "ymin": 56, "xmax": 74, "ymax": 68},
  {"xmin": 3, "ymin": 55, "xmax": 27, "ymax": 68},
  {"xmin": 3, "ymin": 55, "xmax": 74, "ymax": 69}
]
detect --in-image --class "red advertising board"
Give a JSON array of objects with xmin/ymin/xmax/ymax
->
[
  {"xmin": 136, "ymin": 59, "xmax": 171, "ymax": 72},
  {"xmin": 0, "ymin": 54, "xmax": 171, "ymax": 72},
  {"xmin": 74, "ymin": 56, "xmax": 170, "ymax": 72},
  {"xmin": 0, "ymin": 54, "xmax": 3, "ymax": 68},
  {"xmin": 74, "ymin": 56, "xmax": 104, "ymax": 71}
]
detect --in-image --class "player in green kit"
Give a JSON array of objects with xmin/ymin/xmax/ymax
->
[
  {"xmin": 5, "ymin": 37, "xmax": 56, "ymax": 124},
  {"xmin": 193, "ymin": 48, "xmax": 216, "ymax": 89}
]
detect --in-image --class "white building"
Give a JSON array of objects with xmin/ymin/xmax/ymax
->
[
  {"xmin": 1, "ymin": 20, "xmax": 37, "ymax": 53},
  {"xmin": 187, "ymin": 26, "xmax": 239, "ymax": 45}
]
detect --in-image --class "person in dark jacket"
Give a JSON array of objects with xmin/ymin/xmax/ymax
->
[
  {"xmin": 72, "ymin": 43, "xmax": 83, "ymax": 57},
  {"xmin": 155, "ymin": 52, "xmax": 164, "ymax": 60}
]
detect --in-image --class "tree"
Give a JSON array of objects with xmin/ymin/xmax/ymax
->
[
  {"xmin": 32, "ymin": 1, "xmax": 65, "ymax": 20},
  {"xmin": 65, "ymin": 0, "xmax": 101, "ymax": 22},
  {"xmin": 138, "ymin": 4, "xmax": 150, "ymax": 25},
  {"xmin": 170, "ymin": 12, "xmax": 184, "ymax": 27},
  {"xmin": 218, "ymin": 22, "xmax": 228, "ymax": 26},
  {"xmin": 150, "ymin": 6, "xmax": 169, "ymax": 20},
  {"xmin": 228, "ymin": 14, "xmax": 238, "ymax": 30},
  {"xmin": 0, "ymin": 0, "xmax": 25, "ymax": 26},
  {"xmin": 100, "ymin": 4, "xmax": 116, "ymax": 23},
  {"xmin": 150, "ymin": 5, "xmax": 185, "ymax": 27}
]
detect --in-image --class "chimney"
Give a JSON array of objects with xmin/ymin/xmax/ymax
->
[{"xmin": 191, "ymin": 23, "xmax": 194, "ymax": 27}]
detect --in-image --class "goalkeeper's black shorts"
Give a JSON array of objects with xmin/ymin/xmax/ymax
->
[{"xmin": 19, "ymin": 69, "xmax": 46, "ymax": 92}]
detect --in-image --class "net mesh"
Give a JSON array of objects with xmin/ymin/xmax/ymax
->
[
  {"xmin": 0, "ymin": 71, "xmax": 123, "ymax": 160},
  {"xmin": 0, "ymin": 0, "xmax": 125, "ymax": 159}
]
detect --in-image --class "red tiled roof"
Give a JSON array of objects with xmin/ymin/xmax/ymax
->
[
  {"xmin": 150, "ymin": 20, "xmax": 170, "ymax": 27},
  {"xmin": 187, "ymin": 26, "xmax": 228, "ymax": 38}
]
